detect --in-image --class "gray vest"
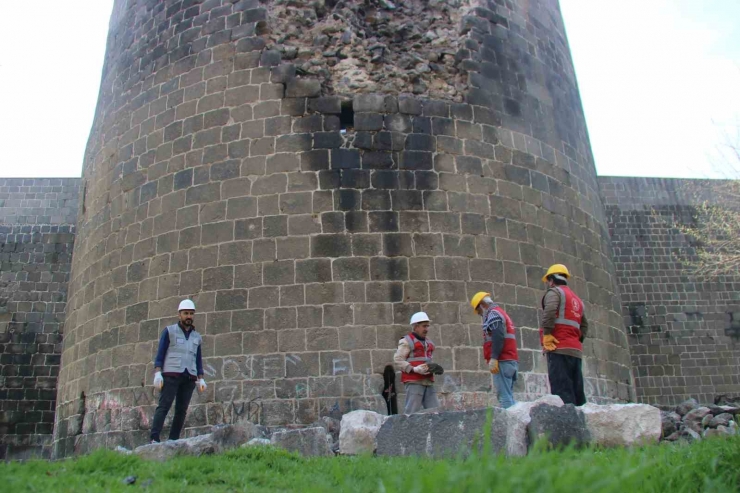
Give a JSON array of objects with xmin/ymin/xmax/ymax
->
[{"xmin": 162, "ymin": 324, "xmax": 201, "ymax": 375}]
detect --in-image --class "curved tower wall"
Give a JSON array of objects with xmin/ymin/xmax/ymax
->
[{"xmin": 53, "ymin": 0, "xmax": 633, "ymax": 457}]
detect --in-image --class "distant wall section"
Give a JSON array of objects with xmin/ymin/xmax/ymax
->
[
  {"xmin": 600, "ymin": 176, "xmax": 740, "ymax": 406},
  {"xmin": 0, "ymin": 178, "xmax": 80, "ymax": 460}
]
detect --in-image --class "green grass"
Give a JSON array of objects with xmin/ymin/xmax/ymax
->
[{"xmin": 2, "ymin": 437, "xmax": 739, "ymax": 493}]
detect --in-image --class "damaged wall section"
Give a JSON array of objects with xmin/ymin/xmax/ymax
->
[{"xmin": 262, "ymin": 0, "xmax": 482, "ymax": 100}]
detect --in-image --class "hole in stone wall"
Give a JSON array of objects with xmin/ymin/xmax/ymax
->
[
  {"xmin": 629, "ymin": 303, "xmax": 646, "ymax": 328},
  {"xmin": 725, "ymin": 312, "xmax": 740, "ymax": 340},
  {"xmin": 339, "ymin": 101, "xmax": 354, "ymax": 132}
]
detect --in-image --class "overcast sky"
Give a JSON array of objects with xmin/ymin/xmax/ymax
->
[{"xmin": 0, "ymin": 1, "xmax": 738, "ymax": 179}]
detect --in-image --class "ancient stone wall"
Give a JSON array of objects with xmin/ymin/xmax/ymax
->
[
  {"xmin": 600, "ymin": 176, "xmax": 740, "ymax": 406},
  {"xmin": 0, "ymin": 178, "xmax": 80, "ymax": 460},
  {"xmin": 52, "ymin": 0, "xmax": 632, "ymax": 458}
]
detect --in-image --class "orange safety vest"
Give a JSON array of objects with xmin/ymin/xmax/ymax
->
[
  {"xmin": 401, "ymin": 332, "xmax": 435, "ymax": 384},
  {"xmin": 482, "ymin": 306, "xmax": 519, "ymax": 362},
  {"xmin": 540, "ymin": 286, "xmax": 584, "ymax": 351}
]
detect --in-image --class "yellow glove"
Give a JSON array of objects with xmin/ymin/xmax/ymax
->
[
  {"xmin": 543, "ymin": 334, "xmax": 559, "ymax": 352},
  {"xmin": 489, "ymin": 359, "xmax": 499, "ymax": 375}
]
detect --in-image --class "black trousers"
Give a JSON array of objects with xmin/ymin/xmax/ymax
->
[
  {"xmin": 150, "ymin": 373, "xmax": 196, "ymax": 441},
  {"xmin": 547, "ymin": 352, "xmax": 586, "ymax": 406}
]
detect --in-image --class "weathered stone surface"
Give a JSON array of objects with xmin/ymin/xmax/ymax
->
[
  {"xmin": 242, "ymin": 438, "xmax": 271, "ymax": 447},
  {"xmin": 581, "ymin": 403, "xmax": 661, "ymax": 447},
  {"xmin": 376, "ymin": 408, "xmax": 503, "ymax": 458},
  {"xmin": 133, "ymin": 423, "xmax": 265, "ymax": 461},
  {"xmin": 675, "ymin": 399, "xmax": 699, "ymax": 416},
  {"xmin": 660, "ymin": 411, "xmax": 681, "ymax": 438},
  {"xmin": 490, "ymin": 394, "xmax": 564, "ymax": 457},
  {"xmin": 134, "ymin": 434, "xmax": 218, "ymax": 461},
  {"xmin": 683, "ymin": 407, "xmax": 711, "ymax": 434},
  {"xmin": 43, "ymin": 0, "xmax": 740, "ymax": 460},
  {"xmin": 0, "ymin": 178, "xmax": 79, "ymax": 460},
  {"xmin": 339, "ymin": 410, "xmax": 388, "ymax": 455},
  {"xmin": 310, "ymin": 416, "xmax": 342, "ymax": 444},
  {"xmin": 270, "ymin": 427, "xmax": 332, "ymax": 457},
  {"xmin": 703, "ymin": 426, "xmax": 733, "ymax": 439},
  {"xmin": 527, "ymin": 404, "xmax": 590, "ymax": 449},
  {"xmin": 708, "ymin": 413, "xmax": 734, "ymax": 428}
]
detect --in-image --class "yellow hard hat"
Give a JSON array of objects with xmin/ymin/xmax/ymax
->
[
  {"xmin": 470, "ymin": 292, "xmax": 490, "ymax": 313},
  {"xmin": 542, "ymin": 264, "xmax": 570, "ymax": 283}
]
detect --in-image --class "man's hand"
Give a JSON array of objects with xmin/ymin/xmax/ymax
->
[
  {"xmin": 542, "ymin": 334, "xmax": 559, "ymax": 352},
  {"xmin": 153, "ymin": 371, "xmax": 163, "ymax": 390},
  {"xmin": 489, "ymin": 359, "xmax": 499, "ymax": 374},
  {"xmin": 197, "ymin": 378, "xmax": 207, "ymax": 392},
  {"xmin": 413, "ymin": 364, "xmax": 430, "ymax": 375}
]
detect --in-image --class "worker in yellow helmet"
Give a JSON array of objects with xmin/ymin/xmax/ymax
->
[
  {"xmin": 540, "ymin": 264, "xmax": 589, "ymax": 405},
  {"xmin": 470, "ymin": 291, "xmax": 519, "ymax": 408}
]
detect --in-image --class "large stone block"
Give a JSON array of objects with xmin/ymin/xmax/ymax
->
[
  {"xmin": 376, "ymin": 408, "xmax": 504, "ymax": 458},
  {"xmin": 270, "ymin": 427, "xmax": 332, "ymax": 456},
  {"xmin": 527, "ymin": 404, "xmax": 590, "ymax": 449},
  {"xmin": 339, "ymin": 410, "xmax": 388, "ymax": 455},
  {"xmin": 581, "ymin": 403, "xmax": 661, "ymax": 447}
]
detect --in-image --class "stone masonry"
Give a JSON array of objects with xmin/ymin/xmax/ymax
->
[
  {"xmin": 49, "ymin": 0, "xmax": 633, "ymax": 458},
  {"xmin": 1, "ymin": 2, "xmax": 737, "ymax": 461},
  {"xmin": 600, "ymin": 177, "xmax": 740, "ymax": 406},
  {"xmin": 0, "ymin": 178, "xmax": 80, "ymax": 460}
]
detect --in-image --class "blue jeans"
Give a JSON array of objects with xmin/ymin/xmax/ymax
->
[{"xmin": 493, "ymin": 360, "xmax": 518, "ymax": 409}]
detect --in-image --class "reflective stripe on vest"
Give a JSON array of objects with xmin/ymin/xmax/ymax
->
[
  {"xmin": 162, "ymin": 324, "xmax": 200, "ymax": 375},
  {"xmin": 404, "ymin": 334, "xmax": 432, "ymax": 363},
  {"xmin": 554, "ymin": 287, "xmax": 581, "ymax": 328}
]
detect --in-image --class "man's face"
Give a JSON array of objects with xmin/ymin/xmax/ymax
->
[
  {"xmin": 546, "ymin": 278, "xmax": 555, "ymax": 288},
  {"xmin": 475, "ymin": 304, "xmax": 485, "ymax": 317},
  {"xmin": 179, "ymin": 310, "xmax": 195, "ymax": 327},
  {"xmin": 413, "ymin": 322, "xmax": 430, "ymax": 337}
]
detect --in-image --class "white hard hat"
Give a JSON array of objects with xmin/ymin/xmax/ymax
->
[
  {"xmin": 178, "ymin": 299, "xmax": 196, "ymax": 311},
  {"xmin": 410, "ymin": 312, "xmax": 430, "ymax": 325}
]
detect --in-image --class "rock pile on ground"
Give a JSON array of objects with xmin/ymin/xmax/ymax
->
[
  {"xmin": 660, "ymin": 398, "xmax": 739, "ymax": 441},
  {"xmin": 127, "ymin": 397, "xmax": 735, "ymax": 460}
]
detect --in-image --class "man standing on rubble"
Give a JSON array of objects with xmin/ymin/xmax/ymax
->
[
  {"xmin": 540, "ymin": 264, "xmax": 589, "ymax": 406},
  {"xmin": 470, "ymin": 291, "xmax": 519, "ymax": 408},
  {"xmin": 150, "ymin": 299, "xmax": 207, "ymax": 443},
  {"xmin": 393, "ymin": 312, "xmax": 442, "ymax": 414}
]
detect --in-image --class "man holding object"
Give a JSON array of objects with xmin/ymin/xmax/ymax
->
[
  {"xmin": 393, "ymin": 312, "xmax": 440, "ymax": 414},
  {"xmin": 150, "ymin": 299, "xmax": 206, "ymax": 443}
]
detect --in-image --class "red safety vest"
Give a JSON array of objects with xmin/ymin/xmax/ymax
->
[
  {"xmin": 401, "ymin": 332, "xmax": 435, "ymax": 384},
  {"xmin": 540, "ymin": 286, "xmax": 584, "ymax": 351},
  {"xmin": 482, "ymin": 306, "xmax": 519, "ymax": 362}
]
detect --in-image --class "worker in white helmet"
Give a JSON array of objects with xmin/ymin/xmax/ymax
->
[
  {"xmin": 149, "ymin": 299, "xmax": 207, "ymax": 443},
  {"xmin": 393, "ymin": 312, "xmax": 441, "ymax": 414}
]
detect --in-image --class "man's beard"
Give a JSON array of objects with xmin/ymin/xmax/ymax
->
[{"xmin": 183, "ymin": 318, "xmax": 193, "ymax": 326}]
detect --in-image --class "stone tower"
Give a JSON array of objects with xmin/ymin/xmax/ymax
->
[{"xmin": 52, "ymin": 0, "xmax": 634, "ymax": 457}]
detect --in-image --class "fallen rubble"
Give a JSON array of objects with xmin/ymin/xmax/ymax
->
[
  {"xmin": 126, "ymin": 397, "xmax": 733, "ymax": 460},
  {"xmin": 660, "ymin": 398, "xmax": 739, "ymax": 442}
]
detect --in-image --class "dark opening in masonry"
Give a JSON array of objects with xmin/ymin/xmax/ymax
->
[{"xmin": 340, "ymin": 101, "xmax": 354, "ymax": 131}]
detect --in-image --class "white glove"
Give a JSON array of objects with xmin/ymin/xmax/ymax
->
[
  {"xmin": 197, "ymin": 378, "xmax": 207, "ymax": 392},
  {"xmin": 153, "ymin": 371, "xmax": 163, "ymax": 390},
  {"xmin": 413, "ymin": 364, "xmax": 429, "ymax": 375}
]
